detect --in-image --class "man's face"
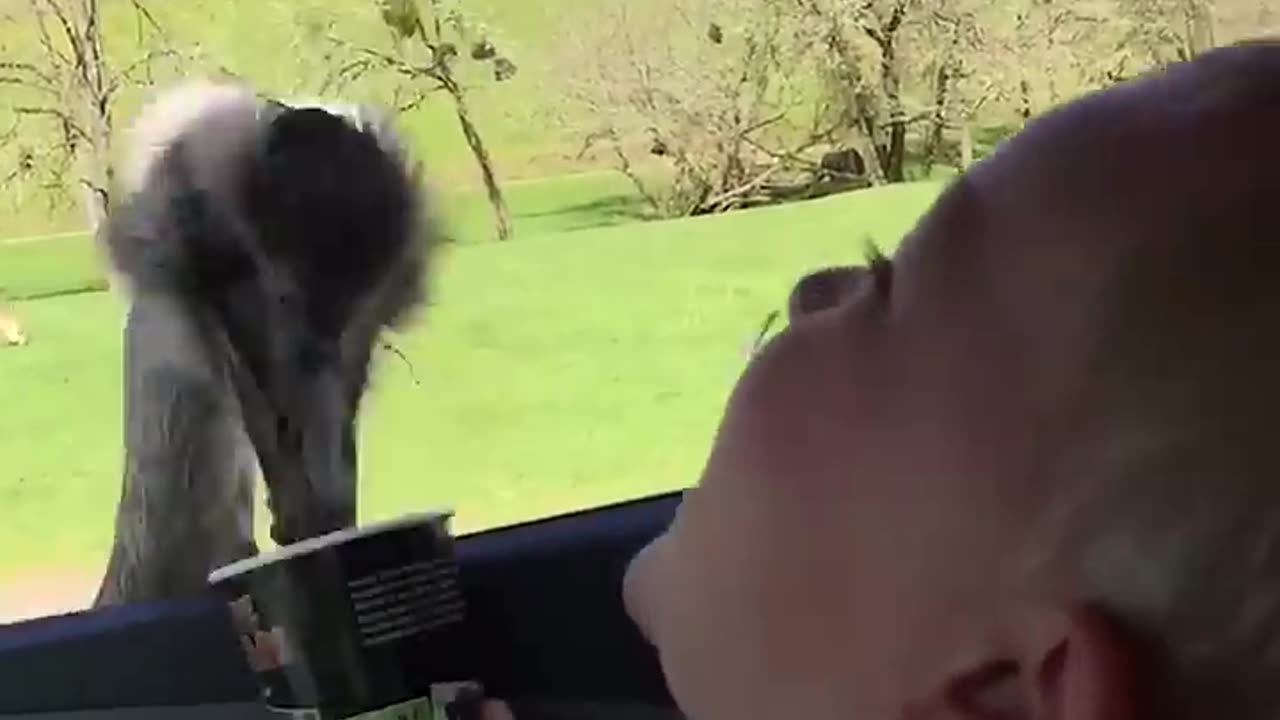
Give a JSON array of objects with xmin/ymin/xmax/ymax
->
[{"xmin": 621, "ymin": 74, "xmax": 1176, "ymax": 720}]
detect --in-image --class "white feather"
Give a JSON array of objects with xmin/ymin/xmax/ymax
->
[{"xmin": 120, "ymin": 79, "xmax": 263, "ymax": 195}]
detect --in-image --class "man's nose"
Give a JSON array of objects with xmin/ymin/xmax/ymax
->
[{"xmin": 787, "ymin": 266, "xmax": 864, "ymax": 321}]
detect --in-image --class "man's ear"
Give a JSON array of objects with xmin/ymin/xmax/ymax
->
[{"xmin": 903, "ymin": 607, "xmax": 1140, "ymax": 720}]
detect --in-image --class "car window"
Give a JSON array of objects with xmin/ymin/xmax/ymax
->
[{"xmin": 1, "ymin": 0, "xmax": 1275, "ymax": 621}]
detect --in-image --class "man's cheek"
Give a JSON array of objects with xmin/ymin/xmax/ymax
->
[
  {"xmin": 625, "ymin": 485, "xmax": 710, "ymax": 636},
  {"xmin": 628, "ymin": 536, "xmax": 730, "ymax": 719}
]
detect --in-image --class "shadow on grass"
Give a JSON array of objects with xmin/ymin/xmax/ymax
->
[
  {"xmin": 14, "ymin": 283, "xmax": 109, "ymax": 302},
  {"xmin": 514, "ymin": 193, "xmax": 655, "ymax": 234}
]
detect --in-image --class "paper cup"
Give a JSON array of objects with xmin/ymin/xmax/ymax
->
[{"xmin": 208, "ymin": 511, "xmax": 480, "ymax": 719}]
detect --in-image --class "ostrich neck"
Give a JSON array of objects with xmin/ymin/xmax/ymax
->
[{"xmin": 95, "ymin": 292, "xmax": 259, "ymax": 606}]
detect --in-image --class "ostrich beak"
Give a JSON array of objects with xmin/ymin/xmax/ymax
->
[
  {"xmin": 280, "ymin": 361, "xmax": 357, "ymax": 544},
  {"xmin": 230, "ymin": 327, "xmax": 359, "ymax": 547}
]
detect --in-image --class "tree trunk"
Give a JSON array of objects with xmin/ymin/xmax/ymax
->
[
  {"xmin": 923, "ymin": 58, "xmax": 955, "ymax": 177},
  {"xmin": 885, "ymin": 119, "xmax": 906, "ymax": 183},
  {"xmin": 79, "ymin": 173, "xmax": 109, "ymax": 235},
  {"xmin": 1183, "ymin": 0, "xmax": 1216, "ymax": 58},
  {"xmin": 80, "ymin": 125, "xmax": 112, "ymax": 236},
  {"xmin": 1019, "ymin": 78, "xmax": 1034, "ymax": 123},
  {"xmin": 79, "ymin": 0, "xmax": 113, "ymax": 238},
  {"xmin": 856, "ymin": 109, "xmax": 887, "ymax": 186},
  {"xmin": 443, "ymin": 76, "xmax": 512, "ymax": 241},
  {"xmin": 879, "ymin": 41, "xmax": 906, "ymax": 183},
  {"xmin": 81, "ymin": 97, "xmax": 115, "ymax": 296},
  {"xmin": 855, "ymin": 125, "xmax": 886, "ymax": 186}
]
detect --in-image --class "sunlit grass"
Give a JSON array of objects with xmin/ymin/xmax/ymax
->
[{"xmin": 0, "ymin": 179, "xmax": 945, "ymax": 577}]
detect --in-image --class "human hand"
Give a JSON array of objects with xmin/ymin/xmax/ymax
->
[{"xmin": 476, "ymin": 699, "xmax": 515, "ymax": 720}]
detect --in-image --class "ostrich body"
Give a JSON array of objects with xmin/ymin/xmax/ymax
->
[{"xmin": 94, "ymin": 81, "xmax": 435, "ymax": 606}]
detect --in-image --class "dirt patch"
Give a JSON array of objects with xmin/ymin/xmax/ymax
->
[{"xmin": 0, "ymin": 568, "xmax": 98, "ymax": 624}]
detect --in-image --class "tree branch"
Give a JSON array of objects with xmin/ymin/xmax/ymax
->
[
  {"xmin": 697, "ymin": 161, "xmax": 785, "ymax": 214},
  {"xmin": 324, "ymin": 33, "xmax": 447, "ymax": 89},
  {"xmin": 886, "ymin": 0, "xmax": 908, "ymax": 33},
  {"xmin": 609, "ymin": 138, "xmax": 662, "ymax": 211},
  {"xmin": 28, "ymin": 7, "xmax": 71, "ymax": 73},
  {"xmin": 0, "ymin": 60, "xmax": 60, "ymax": 93},
  {"xmin": 393, "ymin": 87, "xmax": 430, "ymax": 114},
  {"xmin": 317, "ymin": 57, "xmax": 375, "ymax": 95},
  {"xmin": 112, "ymin": 47, "xmax": 180, "ymax": 93},
  {"xmin": 37, "ymin": 0, "xmax": 89, "ymax": 84},
  {"xmin": 128, "ymin": 0, "xmax": 166, "ymax": 42},
  {"xmin": 13, "ymin": 105, "xmax": 91, "ymax": 145}
]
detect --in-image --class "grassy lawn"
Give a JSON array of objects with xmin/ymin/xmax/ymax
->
[
  {"xmin": 0, "ymin": 0, "xmax": 959, "ymax": 590},
  {"xmin": 0, "ymin": 179, "xmax": 945, "ymax": 579},
  {"xmin": 0, "ymin": 171, "xmax": 646, "ymax": 300}
]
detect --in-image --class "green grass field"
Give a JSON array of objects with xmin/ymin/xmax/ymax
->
[
  {"xmin": 0, "ymin": 0, "xmax": 958, "ymax": 590},
  {"xmin": 0, "ymin": 178, "xmax": 945, "ymax": 578},
  {"xmin": 0, "ymin": 171, "xmax": 649, "ymax": 300}
]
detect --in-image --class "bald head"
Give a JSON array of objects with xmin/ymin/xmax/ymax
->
[
  {"xmin": 623, "ymin": 39, "xmax": 1280, "ymax": 720},
  {"xmin": 893, "ymin": 39, "xmax": 1280, "ymax": 475},
  {"xmin": 908, "ymin": 38, "xmax": 1280, "ymax": 375},
  {"xmin": 990, "ymin": 40, "xmax": 1280, "ymax": 719},
  {"xmin": 899, "ymin": 33, "xmax": 1280, "ymax": 698}
]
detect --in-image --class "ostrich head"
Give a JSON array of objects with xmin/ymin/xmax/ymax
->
[{"xmin": 102, "ymin": 79, "xmax": 436, "ymax": 545}]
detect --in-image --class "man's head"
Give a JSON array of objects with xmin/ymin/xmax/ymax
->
[{"xmin": 624, "ymin": 40, "xmax": 1280, "ymax": 720}]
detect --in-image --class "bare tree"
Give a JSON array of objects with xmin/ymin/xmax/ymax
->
[
  {"xmin": 1109, "ymin": 0, "xmax": 1280, "ymax": 71},
  {"xmin": 788, "ymin": 0, "xmax": 904, "ymax": 184},
  {"xmin": 908, "ymin": 0, "xmax": 1278, "ymax": 173},
  {"xmin": 551, "ymin": 0, "xmax": 855, "ymax": 216},
  {"xmin": 910, "ymin": 5, "xmax": 998, "ymax": 172},
  {"xmin": 857, "ymin": 2, "xmax": 913, "ymax": 182},
  {"xmin": 307, "ymin": 0, "xmax": 517, "ymax": 241},
  {"xmin": 1113, "ymin": 0, "xmax": 1218, "ymax": 65},
  {"xmin": 0, "ymin": 0, "xmax": 183, "ymax": 235},
  {"xmin": 791, "ymin": 0, "xmax": 962, "ymax": 183},
  {"xmin": 554, "ymin": 0, "xmax": 1278, "ymax": 211}
]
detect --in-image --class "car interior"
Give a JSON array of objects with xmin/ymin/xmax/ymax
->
[
  {"xmin": 4, "ymin": 4, "xmax": 1268, "ymax": 720},
  {"xmin": 0, "ymin": 491, "xmax": 686, "ymax": 719}
]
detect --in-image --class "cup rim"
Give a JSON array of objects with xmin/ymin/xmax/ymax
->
[{"xmin": 207, "ymin": 508, "xmax": 454, "ymax": 585}]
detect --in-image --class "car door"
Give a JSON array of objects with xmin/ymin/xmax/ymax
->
[{"xmin": 0, "ymin": 491, "xmax": 686, "ymax": 720}]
